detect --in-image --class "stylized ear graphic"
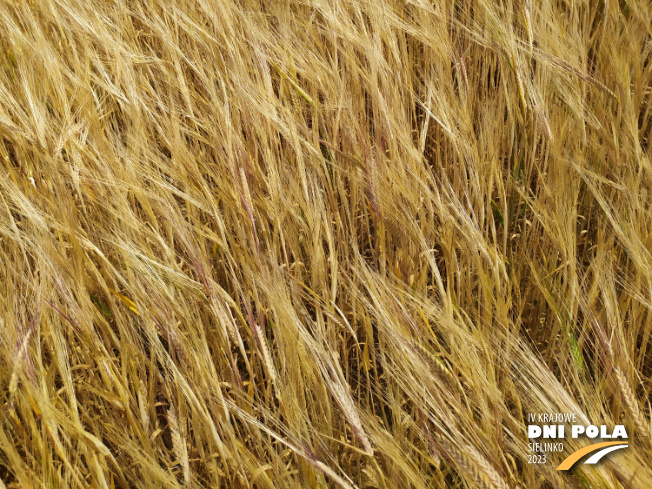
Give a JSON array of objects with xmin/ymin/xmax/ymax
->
[{"xmin": 556, "ymin": 442, "xmax": 628, "ymax": 471}]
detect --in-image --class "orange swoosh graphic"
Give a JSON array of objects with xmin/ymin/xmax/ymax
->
[{"xmin": 556, "ymin": 441, "xmax": 628, "ymax": 470}]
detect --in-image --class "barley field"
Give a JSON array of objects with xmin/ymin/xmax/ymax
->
[{"xmin": 0, "ymin": 0, "xmax": 651, "ymax": 487}]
